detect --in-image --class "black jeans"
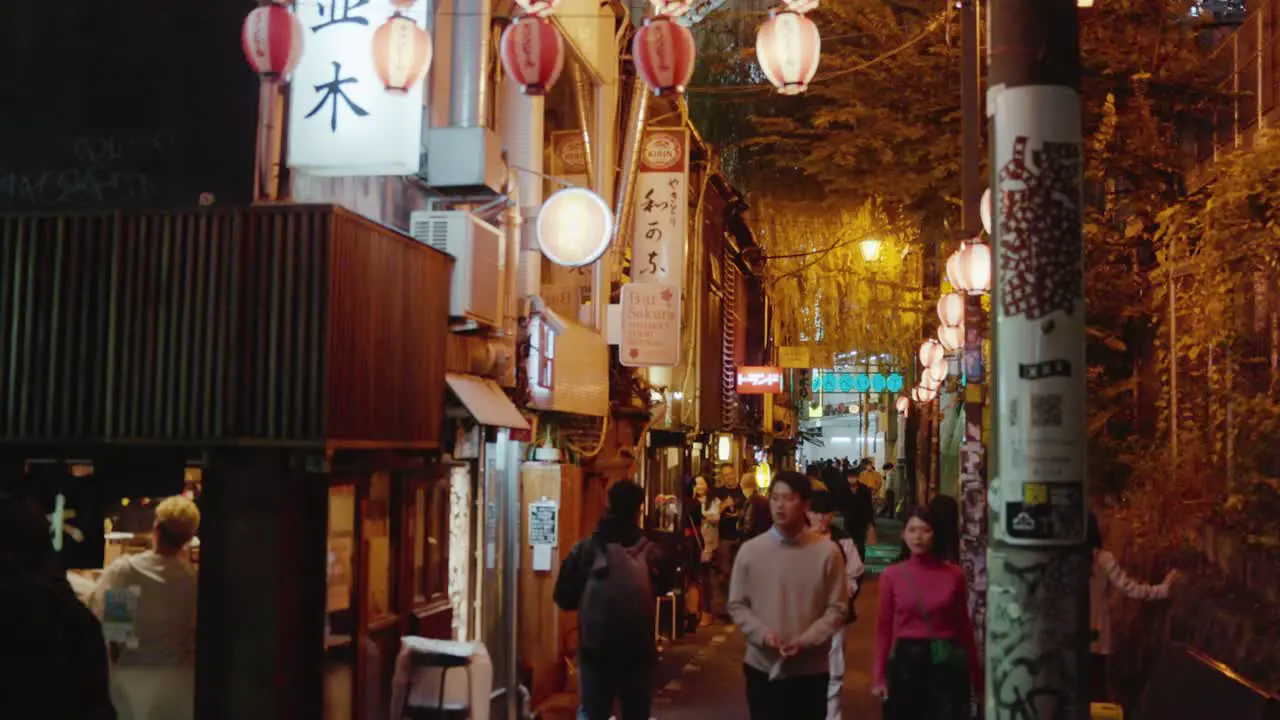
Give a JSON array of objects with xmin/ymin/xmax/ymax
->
[
  {"xmin": 743, "ymin": 664, "xmax": 828, "ymax": 720},
  {"xmin": 884, "ymin": 639, "xmax": 970, "ymax": 720},
  {"xmin": 579, "ymin": 659, "xmax": 652, "ymax": 720}
]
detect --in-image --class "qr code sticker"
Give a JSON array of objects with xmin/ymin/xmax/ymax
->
[{"xmin": 1031, "ymin": 394, "xmax": 1063, "ymax": 428}]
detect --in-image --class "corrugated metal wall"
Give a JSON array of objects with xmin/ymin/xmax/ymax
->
[{"xmin": 0, "ymin": 205, "xmax": 451, "ymax": 446}]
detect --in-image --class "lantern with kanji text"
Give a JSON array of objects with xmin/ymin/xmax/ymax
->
[
  {"xmin": 372, "ymin": 13, "xmax": 433, "ymax": 93},
  {"xmin": 241, "ymin": 2, "xmax": 305, "ymax": 81},
  {"xmin": 500, "ymin": 15, "xmax": 566, "ymax": 95},
  {"xmin": 632, "ymin": 16, "xmax": 698, "ymax": 95},
  {"xmin": 755, "ymin": 9, "xmax": 821, "ymax": 95}
]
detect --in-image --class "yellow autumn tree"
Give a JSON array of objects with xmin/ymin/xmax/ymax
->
[{"xmin": 753, "ymin": 198, "xmax": 924, "ymax": 361}]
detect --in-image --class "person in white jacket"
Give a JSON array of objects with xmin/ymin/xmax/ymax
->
[
  {"xmin": 1088, "ymin": 513, "xmax": 1179, "ymax": 702},
  {"xmin": 692, "ymin": 476, "xmax": 721, "ymax": 628},
  {"xmin": 807, "ymin": 490, "xmax": 863, "ymax": 720}
]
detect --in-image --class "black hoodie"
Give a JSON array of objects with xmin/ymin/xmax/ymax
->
[{"xmin": 552, "ymin": 513, "xmax": 676, "ymax": 613}]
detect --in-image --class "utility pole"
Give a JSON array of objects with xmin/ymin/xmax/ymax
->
[
  {"xmin": 956, "ymin": 0, "xmax": 990, "ymax": 714},
  {"xmin": 987, "ymin": 0, "xmax": 1091, "ymax": 718}
]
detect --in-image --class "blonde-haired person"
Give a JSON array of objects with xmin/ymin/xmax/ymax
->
[{"xmin": 95, "ymin": 495, "xmax": 201, "ymax": 720}]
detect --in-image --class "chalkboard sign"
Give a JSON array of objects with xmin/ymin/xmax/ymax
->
[{"xmin": 528, "ymin": 501, "xmax": 559, "ymax": 547}]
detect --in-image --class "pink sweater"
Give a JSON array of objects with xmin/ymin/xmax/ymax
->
[{"xmin": 873, "ymin": 554, "xmax": 981, "ymax": 688}]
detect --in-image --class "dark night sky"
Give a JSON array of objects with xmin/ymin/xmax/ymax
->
[{"xmin": 0, "ymin": 0, "xmax": 261, "ymax": 211}]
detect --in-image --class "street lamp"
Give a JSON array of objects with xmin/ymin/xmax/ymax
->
[
  {"xmin": 536, "ymin": 187, "xmax": 614, "ymax": 267},
  {"xmin": 859, "ymin": 238, "xmax": 883, "ymax": 262},
  {"xmin": 947, "ymin": 241, "xmax": 992, "ymax": 296}
]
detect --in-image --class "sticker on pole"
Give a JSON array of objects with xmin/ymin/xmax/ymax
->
[{"xmin": 991, "ymin": 85, "xmax": 1088, "ymax": 546}]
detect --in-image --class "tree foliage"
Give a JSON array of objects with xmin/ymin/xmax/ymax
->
[{"xmin": 756, "ymin": 200, "xmax": 922, "ymax": 359}]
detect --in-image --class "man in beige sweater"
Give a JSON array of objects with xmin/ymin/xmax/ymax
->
[{"xmin": 728, "ymin": 471, "xmax": 848, "ymax": 720}]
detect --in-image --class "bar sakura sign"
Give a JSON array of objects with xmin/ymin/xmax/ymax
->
[
  {"xmin": 737, "ymin": 366, "xmax": 783, "ymax": 394},
  {"xmin": 631, "ymin": 129, "xmax": 690, "ymax": 288},
  {"xmin": 287, "ymin": 0, "xmax": 428, "ymax": 175},
  {"xmin": 620, "ymin": 283, "xmax": 680, "ymax": 367}
]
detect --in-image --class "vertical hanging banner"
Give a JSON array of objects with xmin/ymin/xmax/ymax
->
[
  {"xmin": 620, "ymin": 283, "xmax": 681, "ymax": 367},
  {"xmin": 992, "ymin": 85, "xmax": 1087, "ymax": 547},
  {"xmin": 631, "ymin": 129, "xmax": 690, "ymax": 288},
  {"xmin": 546, "ymin": 130, "xmax": 594, "ymax": 288},
  {"xmin": 287, "ymin": 1, "xmax": 428, "ymax": 176}
]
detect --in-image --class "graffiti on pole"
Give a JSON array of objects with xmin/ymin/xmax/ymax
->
[{"xmin": 986, "ymin": 549, "xmax": 1090, "ymax": 719}]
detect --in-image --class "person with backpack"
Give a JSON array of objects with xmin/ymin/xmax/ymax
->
[
  {"xmin": 553, "ymin": 481, "xmax": 675, "ymax": 720},
  {"xmin": 807, "ymin": 490, "xmax": 863, "ymax": 720}
]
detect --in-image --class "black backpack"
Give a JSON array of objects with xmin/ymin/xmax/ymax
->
[{"xmin": 578, "ymin": 539, "xmax": 656, "ymax": 655}]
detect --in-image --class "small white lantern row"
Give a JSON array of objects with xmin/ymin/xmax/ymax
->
[
  {"xmin": 783, "ymin": 0, "xmax": 821, "ymax": 11},
  {"xmin": 947, "ymin": 241, "xmax": 992, "ymax": 296},
  {"xmin": 912, "ymin": 385, "xmax": 937, "ymax": 403},
  {"xmin": 937, "ymin": 292, "xmax": 965, "ymax": 328},
  {"xmin": 756, "ymin": 9, "xmax": 822, "ymax": 95},
  {"xmin": 938, "ymin": 325, "xmax": 965, "ymax": 353},
  {"xmin": 925, "ymin": 357, "xmax": 948, "ymax": 386},
  {"xmin": 514, "ymin": 0, "xmax": 562, "ymax": 17},
  {"xmin": 918, "ymin": 338, "xmax": 945, "ymax": 370},
  {"xmin": 650, "ymin": 0, "xmax": 694, "ymax": 17},
  {"xmin": 980, "ymin": 187, "xmax": 993, "ymax": 235},
  {"xmin": 536, "ymin": 188, "xmax": 614, "ymax": 267}
]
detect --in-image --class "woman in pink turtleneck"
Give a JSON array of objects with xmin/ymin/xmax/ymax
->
[{"xmin": 872, "ymin": 506, "xmax": 981, "ymax": 719}]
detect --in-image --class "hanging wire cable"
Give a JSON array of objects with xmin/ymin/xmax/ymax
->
[{"xmin": 686, "ymin": 11, "xmax": 948, "ymax": 94}]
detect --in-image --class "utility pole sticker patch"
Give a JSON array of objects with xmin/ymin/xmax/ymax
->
[{"xmin": 997, "ymin": 137, "xmax": 1082, "ymax": 321}]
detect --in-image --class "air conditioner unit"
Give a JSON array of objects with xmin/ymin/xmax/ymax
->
[{"xmin": 410, "ymin": 211, "xmax": 503, "ymax": 328}]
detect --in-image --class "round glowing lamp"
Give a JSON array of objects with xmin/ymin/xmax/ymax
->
[{"xmin": 536, "ymin": 187, "xmax": 614, "ymax": 267}]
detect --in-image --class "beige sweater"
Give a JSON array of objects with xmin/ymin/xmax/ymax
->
[{"xmin": 728, "ymin": 527, "xmax": 848, "ymax": 678}]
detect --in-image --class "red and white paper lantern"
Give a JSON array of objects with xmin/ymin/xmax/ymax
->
[
  {"xmin": 756, "ymin": 9, "xmax": 821, "ymax": 95},
  {"xmin": 241, "ymin": 3, "xmax": 305, "ymax": 81},
  {"xmin": 500, "ymin": 15, "xmax": 566, "ymax": 95},
  {"xmin": 372, "ymin": 13, "xmax": 433, "ymax": 93},
  {"xmin": 632, "ymin": 16, "xmax": 698, "ymax": 96}
]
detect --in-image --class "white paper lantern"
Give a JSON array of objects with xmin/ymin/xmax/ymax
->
[
  {"xmin": 911, "ymin": 385, "xmax": 937, "ymax": 403},
  {"xmin": 895, "ymin": 395, "xmax": 909, "ymax": 414},
  {"xmin": 938, "ymin": 325, "xmax": 965, "ymax": 353},
  {"xmin": 980, "ymin": 187, "xmax": 992, "ymax": 235},
  {"xmin": 755, "ymin": 9, "xmax": 821, "ymax": 95},
  {"xmin": 937, "ymin": 292, "xmax": 965, "ymax": 328},
  {"xmin": 536, "ymin": 187, "xmax": 614, "ymax": 267},
  {"xmin": 926, "ymin": 357, "xmax": 948, "ymax": 385},
  {"xmin": 918, "ymin": 338, "xmax": 945, "ymax": 369},
  {"xmin": 951, "ymin": 242, "xmax": 992, "ymax": 296}
]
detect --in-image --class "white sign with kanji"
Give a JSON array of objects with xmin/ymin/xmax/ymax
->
[
  {"xmin": 287, "ymin": 0, "xmax": 427, "ymax": 176},
  {"xmin": 631, "ymin": 129, "xmax": 689, "ymax": 288},
  {"xmin": 620, "ymin": 282, "xmax": 681, "ymax": 368}
]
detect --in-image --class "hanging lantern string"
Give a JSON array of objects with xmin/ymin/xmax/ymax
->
[
  {"xmin": 507, "ymin": 163, "xmax": 586, "ymax": 190},
  {"xmin": 687, "ymin": 11, "xmax": 946, "ymax": 95}
]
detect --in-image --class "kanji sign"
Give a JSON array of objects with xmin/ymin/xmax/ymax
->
[
  {"xmin": 287, "ymin": 0, "xmax": 427, "ymax": 175},
  {"xmin": 631, "ymin": 129, "xmax": 689, "ymax": 288},
  {"xmin": 737, "ymin": 366, "xmax": 783, "ymax": 394}
]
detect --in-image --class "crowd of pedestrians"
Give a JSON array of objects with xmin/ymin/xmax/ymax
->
[{"xmin": 551, "ymin": 455, "xmax": 1182, "ymax": 720}]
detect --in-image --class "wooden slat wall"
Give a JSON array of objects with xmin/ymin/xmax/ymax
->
[
  {"xmin": 326, "ymin": 209, "xmax": 451, "ymax": 446},
  {"xmin": 0, "ymin": 205, "xmax": 451, "ymax": 447}
]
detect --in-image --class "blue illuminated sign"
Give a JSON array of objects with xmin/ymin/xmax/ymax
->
[{"xmin": 811, "ymin": 372, "xmax": 904, "ymax": 394}]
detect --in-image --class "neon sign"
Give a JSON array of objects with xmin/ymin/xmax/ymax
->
[{"xmin": 737, "ymin": 366, "xmax": 784, "ymax": 394}]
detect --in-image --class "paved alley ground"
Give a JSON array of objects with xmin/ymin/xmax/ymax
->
[{"xmin": 538, "ymin": 578, "xmax": 884, "ymax": 720}]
